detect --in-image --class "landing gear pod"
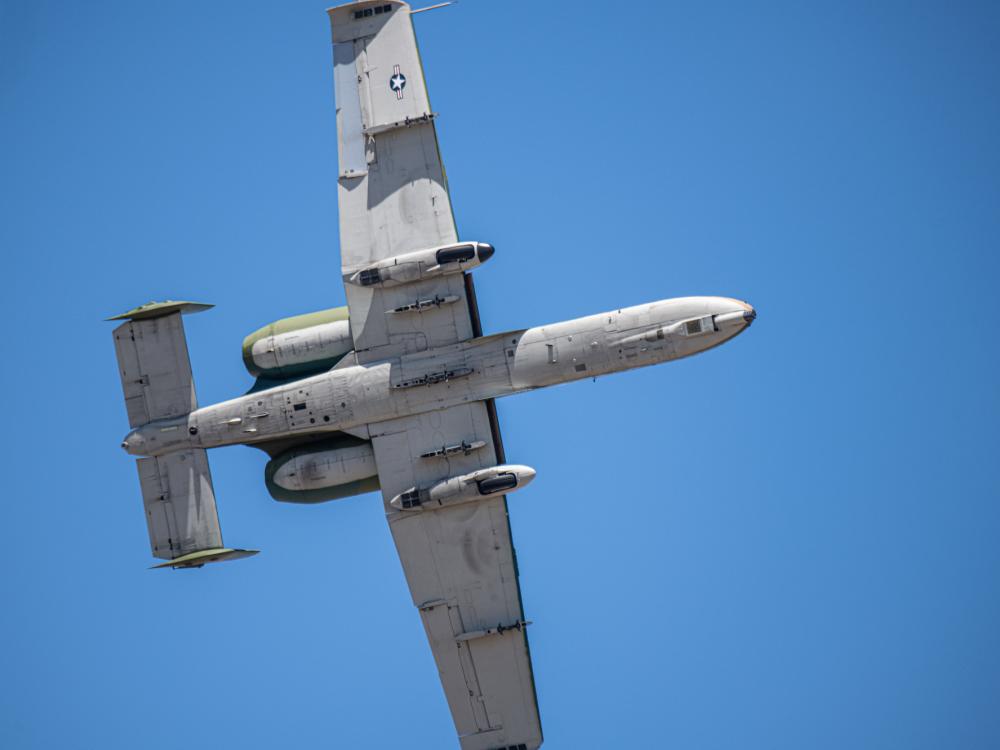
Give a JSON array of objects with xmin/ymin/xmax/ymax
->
[
  {"xmin": 347, "ymin": 241, "xmax": 494, "ymax": 288},
  {"xmin": 390, "ymin": 464, "xmax": 536, "ymax": 511}
]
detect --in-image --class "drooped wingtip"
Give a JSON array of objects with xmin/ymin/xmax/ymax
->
[{"xmin": 150, "ymin": 548, "xmax": 259, "ymax": 570}]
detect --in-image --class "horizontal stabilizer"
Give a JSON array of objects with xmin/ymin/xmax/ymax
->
[
  {"xmin": 137, "ymin": 449, "xmax": 254, "ymax": 568},
  {"xmin": 113, "ymin": 310, "xmax": 200, "ymax": 427},
  {"xmin": 150, "ymin": 547, "xmax": 259, "ymax": 570},
  {"xmin": 108, "ymin": 300, "xmax": 213, "ymax": 321}
]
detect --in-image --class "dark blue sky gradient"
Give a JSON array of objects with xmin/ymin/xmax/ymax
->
[{"xmin": 2, "ymin": 1, "xmax": 999, "ymax": 747}]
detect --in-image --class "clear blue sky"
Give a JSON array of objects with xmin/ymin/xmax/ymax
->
[{"xmin": 2, "ymin": 1, "xmax": 999, "ymax": 747}]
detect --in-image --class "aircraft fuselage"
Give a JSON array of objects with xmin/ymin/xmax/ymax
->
[{"xmin": 122, "ymin": 295, "xmax": 755, "ymax": 458}]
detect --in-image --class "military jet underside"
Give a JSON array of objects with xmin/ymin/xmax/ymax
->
[{"xmin": 110, "ymin": 3, "xmax": 756, "ymax": 748}]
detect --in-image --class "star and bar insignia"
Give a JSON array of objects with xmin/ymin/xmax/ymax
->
[{"xmin": 389, "ymin": 64, "xmax": 407, "ymax": 99}]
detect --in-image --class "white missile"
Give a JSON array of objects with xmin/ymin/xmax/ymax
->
[
  {"xmin": 419, "ymin": 440, "xmax": 488, "ymax": 459},
  {"xmin": 387, "ymin": 294, "xmax": 461, "ymax": 314},
  {"xmin": 390, "ymin": 464, "xmax": 536, "ymax": 511}
]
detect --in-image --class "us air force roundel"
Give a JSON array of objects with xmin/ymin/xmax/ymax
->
[{"xmin": 389, "ymin": 64, "xmax": 406, "ymax": 99}]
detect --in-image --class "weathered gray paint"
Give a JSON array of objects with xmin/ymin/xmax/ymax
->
[
  {"xmin": 122, "ymin": 297, "xmax": 754, "ymax": 459},
  {"xmin": 110, "ymin": 2, "xmax": 757, "ymax": 746}
]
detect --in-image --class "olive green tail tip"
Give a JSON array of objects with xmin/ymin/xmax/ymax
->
[
  {"xmin": 107, "ymin": 300, "xmax": 214, "ymax": 322},
  {"xmin": 150, "ymin": 548, "xmax": 259, "ymax": 570}
]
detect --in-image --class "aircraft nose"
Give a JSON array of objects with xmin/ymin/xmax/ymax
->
[{"xmin": 743, "ymin": 306, "xmax": 757, "ymax": 325}]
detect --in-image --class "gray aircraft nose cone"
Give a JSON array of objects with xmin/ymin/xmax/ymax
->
[
  {"xmin": 477, "ymin": 243, "xmax": 495, "ymax": 262},
  {"xmin": 743, "ymin": 307, "xmax": 757, "ymax": 324}
]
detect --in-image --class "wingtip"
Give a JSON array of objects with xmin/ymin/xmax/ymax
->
[{"xmin": 150, "ymin": 548, "xmax": 259, "ymax": 570}]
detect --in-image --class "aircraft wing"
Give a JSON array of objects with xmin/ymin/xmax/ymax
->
[
  {"xmin": 328, "ymin": 5, "xmax": 541, "ymax": 746},
  {"xmin": 369, "ymin": 402, "xmax": 543, "ymax": 750},
  {"xmin": 329, "ymin": 0, "xmax": 472, "ymax": 363}
]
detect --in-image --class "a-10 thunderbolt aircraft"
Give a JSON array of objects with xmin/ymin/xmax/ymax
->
[{"xmin": 110, "ymin": 2, "xmax": 756, "ymax": 748}]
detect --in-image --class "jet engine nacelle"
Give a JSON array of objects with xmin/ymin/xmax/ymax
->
[
  {"xmin": 242, "ymin": 306, "xmax": 353, "ymax": 379},
  {"xmin": 390, "ymin": 464, "xmax": 536, "ymax": 511},
  {"xmin": 347, "ymin": 241, "xmax": 494, "ymax": 288},
  {"xmin": 264, "ymin": 437, "xmax": 379, "ymax": 503}
]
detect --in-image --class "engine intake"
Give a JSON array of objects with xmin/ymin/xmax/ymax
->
[{"xmin": 242, "ymin": 306, "xmax": 353, "ymax": 379}]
